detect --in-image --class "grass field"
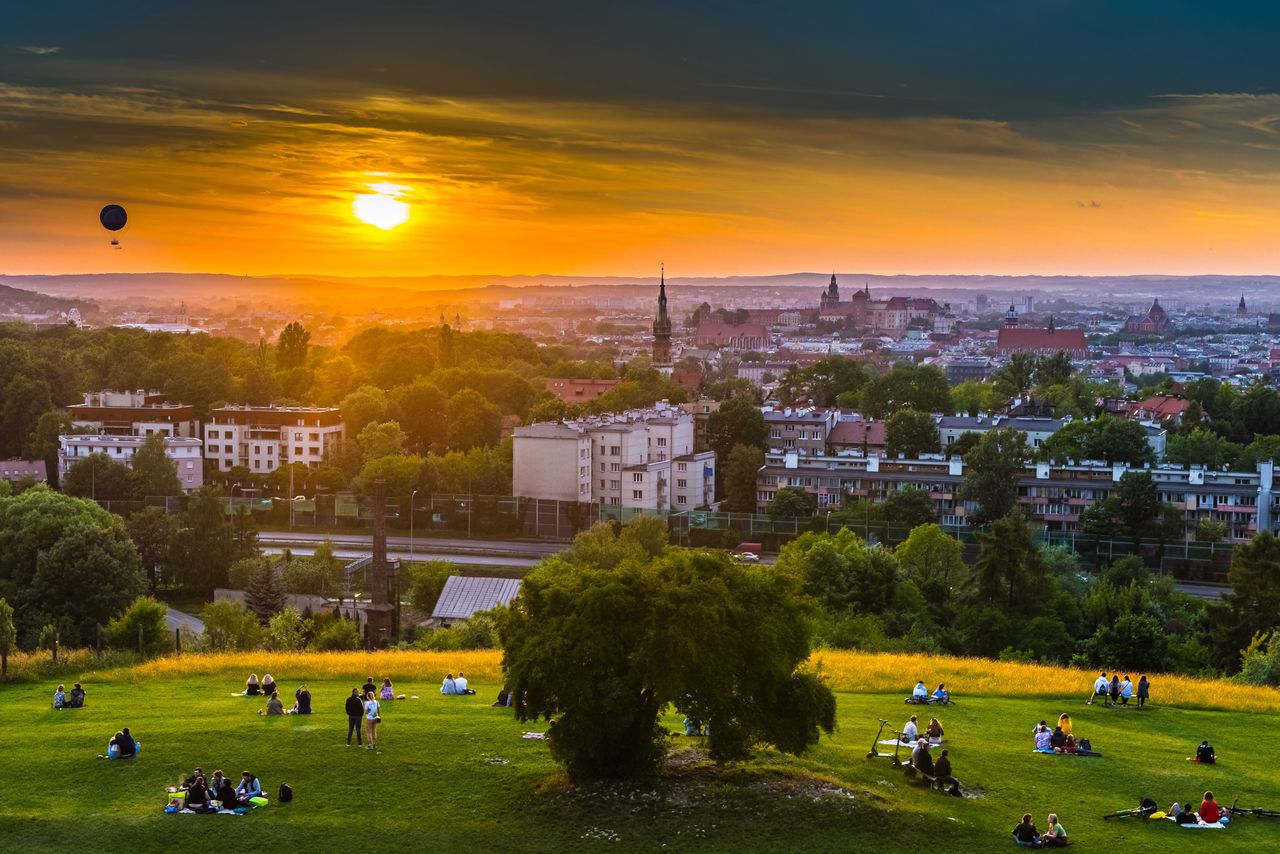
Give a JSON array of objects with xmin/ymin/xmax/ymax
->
[{"xmin": 3, "ymin": 652, "xmax": 1279, "ymax": 853}]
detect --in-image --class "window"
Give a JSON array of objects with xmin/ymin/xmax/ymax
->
[
  {"xmin": 677, "ymin": 463, "xmax": 686, "ymax": 472},
  {"xmin": 770, "ymin": 430, "xmax": 781, "ymax": 439},
  {"xmin": 600, "ymin": 462, "xmax": 606, "ymax": 472},
  {"xmin": 632, "ymin": 473, "xmax": 644, "ymax": 482},
  {"xmin": 600, "ymin": 479, "xmax": 606, "ymax": 488},
  {"xmin": 677, "ymin": 479, "xmax": 687, "ymax": 488},
  {"xmin": 632, "ymin": 490, "xmax": 643, "ymax": 499},
  {"xmin": 295, "ymin": 446, "xmax": 303, "ymax": 456},
  {"xmin": 253, "ymin": 460, "xmax": 261, "ymax": 470},
  {"xmin": 609, "ymin": 446, "xmax": 619, "ymax": 456},
  {"xmin": 186, "ymin": 462, "xmax": 194, "ymax": 470},
  {"xmin": 310, "ymin": 433, "xmax": 319, "ymax": 441},
  {"xmin": 610, "ymin": 480, "xmax": 619, "ymax": 489},
  {"xmin": 677, "ymin": 495, "xmax": 686, "ymax": 504},
  {"xmin": 610, "ymin": 463, "xmax": 620, "ymax": 472},
  {"xmin": 657, "ymin": 437, "xmax": 667, "ymax": 446}
]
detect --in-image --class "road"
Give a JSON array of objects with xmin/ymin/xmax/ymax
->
[{"xmin": 260, "ymin": 543, "xmax": 541, "ymax": 568}]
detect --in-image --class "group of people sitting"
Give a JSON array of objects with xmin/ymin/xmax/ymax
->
[
  {"xmin": 168, "ymin": 767, "xmax": 263, "ymax": 814},
  {"xmin": 1169, "ymin": 791, "xmax": 1225, "ymax": 825},
  {"xmin": 261, "ymin": 685, "xmax": 312, "ymax": 716},
  {"xmin": 909, "ymin": 681, "xmax": 951, "ymax": 704},
  {"xmin": 105, "ymin": 727, "xmax": 138, "ymax": 758},
  {"xmin": 1012, "ymin": 812, "xmax": 1068, "ymax": 847},
  {"xmin": 1088, "ymin": 672, "xmax": 1149, "ymax": 708},
  {"xmin": 53, "ymin": 683, "xmax": 86, "ymax": 709},
  {"xmin": 907, "ymin": 738, "xmax": 961, "ymax": 795},
  {"xmin": 244, "ymin": 674, "xmax": 277, "ymax": 697},
  {"xmin": 441, "ymin": 673, "xmax": 476, "ymax": 695},
  {"xmin": 362, "ymin": 676, "xmax": 407, "ymax": 702},
  {"xmin": 1032, "ymin": 714, "xmax": 1099, "ymax": 756},
  {"xmin": 899, "ymin": 714, "xmax": 944, "ymax": 744}
]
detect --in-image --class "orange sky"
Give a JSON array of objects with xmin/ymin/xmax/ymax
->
[{"xmin": 5, "ymin": 5, "xmax": 1280, "ymax": 277}]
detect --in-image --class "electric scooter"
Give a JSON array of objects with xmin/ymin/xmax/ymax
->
[{"xmin": 866, "ymin": 719, "xmax": 893, "ymax": 759}]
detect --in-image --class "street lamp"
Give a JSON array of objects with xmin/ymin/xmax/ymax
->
[{"xmin": 409, "ymin": 489, "xmax": 418, "ymax": 564}]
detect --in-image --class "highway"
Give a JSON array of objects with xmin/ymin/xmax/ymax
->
[{"xmin": 260, "ymin": 543, "xmax": 542, "ymax": 568}]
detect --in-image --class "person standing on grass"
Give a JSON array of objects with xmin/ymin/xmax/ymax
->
[
  {"xmin": 364, "ymin": 690, "xmax": 380, "ymax": 750},
  {"xmin": 1137, "ymin": 675, "xmax": 1150, "ymax": 708},
  {"xmin": 345, "ymin": 688, "xmax": 364, "ymax": 746},
  {"xmin": 1089, "ymin": 672, "xmax": 1109, "ymax": 705}
]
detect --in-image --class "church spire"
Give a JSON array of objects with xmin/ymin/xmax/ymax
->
[{"xmin": 652, "ymin": 264, "xmax": 672, "ymax": 369}]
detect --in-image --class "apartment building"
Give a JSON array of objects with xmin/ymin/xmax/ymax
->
[
  {"xmin": 204, "ymin": 405, "xmax": 344, "ymax": 473},
  {"xmin": 67, "ymin": 390, "xmax": 199, "ymax": 437},
  {"xmin": 763, "ymin": 406, "xmax": 837, "ymax": 456},
  {"xmin": 936, "ymin": 413, "xmax": 1167, "ymax": 461},
  {"xmin": 58, "ymin": 434, "xmax": 205, "ymax": 490},
  {"xmin": 755, "ymin": 450, "xmax": 1276, "ymax": 542},
  {"xmin": 513, "ymin": 402, "xmax": 715, "ymax": 512}
]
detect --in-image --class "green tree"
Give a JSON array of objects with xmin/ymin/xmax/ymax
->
[
  {"xmin": 198, "ymin": 601, "xmax": 264, "ymax": 651},
  {"xmin": 1166, "ymin": 427, "xmax": 1240, "ymax": 468},
  {"xmin": 881, "ymin": 486, "xmax": 937, "ymax": 529},
  {"xmin": 896, "ymin": 523, "xmax": 966, "ymax": 589},
  {"xmin": 130, "ymin": 433, "xmax": 182, "ymax": 499},
  {"xmin": 498, "ymin": 548, "xmax": 834, "ymax": 779},
  {"xmin": 992, "ymin": 353, "xmax": 1037, "ymax": 397},
  {"xmin": 446, "ymin": 389, "xmax": 502, "ymax": 450},
  {"xmin": 860, "ymin": 365, "xmax": 951, "ymax": 419},
  {"xmin": 356, "ymin": 453, "xmax": 425, "ymax": 498},
  {"xmin": 973, "ymin": 510, "xmax": 1045, "ymax": 611},
  {"xmin": 0, "ymin": 598, "xmax": 15, "ymax": 680},
  {"xmin": 959, "ymin": 428, "xmax": 1028, "ymax": 526},
  {"xmin": 1236, "ymin": 435, "xmax": 1280, "ymax": 471},
  {"xmin": 768, "ymin": 486, "xmax": 815, "ymax": 519},
  {"xmin": 1034, "ymin": 351, "xmax": 1075, "ymax": 387},
  {"xmin": 127, "ymin": 506, "xmax": 178, "ymax": 592},
  {"xmin": 392, "ymin": 378, "xmax": 448, "ymax": 452},
  {"xmin": 0, "ymin": 374, "xmax": 52, "ymax": 459},
  {"xmin": 25, "ymin": 410, "xmax": 76, "ymax": 489},
  {"xmin": 358, "ymin": 420, "xmax": 408, "ymax": 463},
  {"xmin": 776, "ymin": 528, "xmax": 900, "ymax": 615},
  {"xmin": 1084, "ymin": 613, "xmax": 1168, "ymax": 672},
  {"xmin": 340, "ymin": 385, "xmax": 390, "ymax": 436},
  {"xmin": 720, "ymin": 444, "xmax": 763, "ymax": 513},
  {"xmin": 174, "ymin": 487, "xmax": 236, "ymax": 592},
  {"xmin": 409, "ymin": 561, "xmax": 456, "ymax": 615},
  {"xmin": 266, "ymin": 606, "xmax": 308, "ymax": 651},
  {"xmin": 949, "ymin": 381, "xmax": 1004, "ymax": 416},
  {"xmin": 276, "ymin": 321, "xmax": 312, "ymax": 370},
  {"xmin": 885, "ymin": 408, "xmax": 941, "ymax": 458},
  {"xmin": 1112, "ymin": 471, "xmax": 1161, "ymax": 540},
  {"xmin": 705, "ymin": 396, "xmax": 767, "ymax": 461},
  {"xmin": 62, "ymin": 453, "xmax": 134, "ymax": 502},
  {"xmin": 245, "ymin": 561, "xmax": 286, "ymax": 623},
  {"xmin": 104, "ymin": 595, "xmax": 171, "ymax": 655},
  {"xmin": 1195, "ymin": 518, "xmax": 1227, "ymax": 543},
  {"xmin": 1214, "ymin": 532, "xmax": 1280, "ymax": 668}
]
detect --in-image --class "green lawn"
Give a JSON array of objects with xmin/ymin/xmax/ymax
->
[{"xmin": 3, "ymin": 664, "xmax": 1278, "ymax": 853}]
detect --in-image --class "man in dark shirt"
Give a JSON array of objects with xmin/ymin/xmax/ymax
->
[
  {"xmin": 1195, "ymin": 740, "xmax": 1215, "ymax": 763},
  {"xmin": 933, "ymin": 749, "xmax": 962, "ymax": 795},
  {"xmin": 362, "ymin": 677, "xmax": 377, "ymax": 697},
  {"xmin": 1012, "ymin": 814, "xmax": 1040, "ymax": 845},
  {"xmin": 345, "ymin": 688, "xmax": 365, "ymax": 746},
  {"xmin": 911, "ymin": 739, "xmax": 935, "ymax": 777}
]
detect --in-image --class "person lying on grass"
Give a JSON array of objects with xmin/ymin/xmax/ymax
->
[
  {"xmin": 1012, "ymin": 813, "xmax": 1041, "ymax": 846},
  {"xmin": 1042, "ymin": 814, "xmax": 1067, "ymax": 847}
]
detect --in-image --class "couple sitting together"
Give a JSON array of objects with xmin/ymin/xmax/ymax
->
[{"xmin": 441, "ymin": 673, "xmax": 476, "ymax": 695}]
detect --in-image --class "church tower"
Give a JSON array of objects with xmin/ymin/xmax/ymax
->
[
  {"xmin": 1004, "ymin": 304, "xmax": 1019, "ymax": 327},
  {"xmin": 820, "ymin": 272, "xmax": 840, "ymax": 310},
  {"xmin": 652, "ymin": 266, "xmax": 673, "ymax": 373},
  {"xmin": 1238, "ymin": 292, "xmax": 1248, "ymax": 319}
]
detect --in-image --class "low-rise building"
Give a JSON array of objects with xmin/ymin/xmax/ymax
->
[
  {"xmin": 543, "ymin": 377, "xmax": 620, "ymax": 404},
  {"xmin": 763, "ymin": 406, "xmax": 837, "ymax": 456},
  {"xmin": 57, "ymin": 434, "xmax": 204, "ymax": 490},
  {"xmin": 0, "ymin": 459, "xmax": 47, "ymax": 485},
  {"xmin": 754, "ymin": 450, "xmax": 1276, "ymax": 542},
  {"xmin": 204, "ymin": 405, "xmax": 344, "ymax": 473},
  {"xmin": 513, "ymin": 402, "xmax": 715, "ymax": 512}
]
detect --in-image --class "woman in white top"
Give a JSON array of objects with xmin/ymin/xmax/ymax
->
[{"xmin": 363, "ymin": 691, "xmax": 380, "ymax": 749}]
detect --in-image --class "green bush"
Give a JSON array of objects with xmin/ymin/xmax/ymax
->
[
  {"xmin": 105, "ymin": 596, "xmax": 171, "ymax": 655},
  {"xmin": 198, "ymin": 601, "xmax": 264, "ymax": 651},
  {"xmin": 414, "ymin": 612, "xmax": 499, "ymax": 651},
  {"xmin": 409, "ymin": 561, "xmax": 455, "ymax": 615},
  {"xmin": 314, "ymin": 619, "xmax": 361, "ymax": 651},
  {"xmin": 266, "ymin": 606, "xmax": 309, "ymax": 651}
]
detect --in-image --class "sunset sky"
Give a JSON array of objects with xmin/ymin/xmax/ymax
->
[{"xmin": 4, "ymin": 2, "xmax": 1280, "ymax": 277}]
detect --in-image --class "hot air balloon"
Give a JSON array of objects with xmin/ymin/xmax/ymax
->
[{"xmin": 100, "ymin": 204, "xmax": 127, "ymax": 248}]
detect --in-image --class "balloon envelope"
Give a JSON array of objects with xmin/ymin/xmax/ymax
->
[{"xmin": 100, "ymin": 204, "xmax": 127, "ymax": 231}]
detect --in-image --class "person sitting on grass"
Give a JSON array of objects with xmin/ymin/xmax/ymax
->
[
  {"xmin": 107, "ymin": 728, "xmax": 137, "ymax": 758},
  {"xmin": 290, "ymin": 685, "xmax": 312, "ymax": 715},
  {"xmin": 1063, "ymin": 733, "xmax": 1078, "ymax": 754},
  {"xmin": 441, "ymin": 674, "xmax": 459, "ymax": 695},
  {"xmin": 1194, "ymin": 740, "xmax": 1216, "ymax": 764},
  {"xmin": 1049, "ymin": 726, "xmax": 1067, "ymax": 752},
  {"xmin": 1042, "ymin": 814, "xmax": 1067, "ymax": 847},
  {"xmin": 911, "ymin": 739, "xmax": 935, "ymax": 777},
  {"xmin": 912, "ymin": 680, "xmax": 928, "ymax": 701},
  {"xmin": 455, "ymin": 672, "xmax": 477, "ymax": 695},
  {"xmin": 212, "ymin": 773, "xmax": 237, "ymax": 812},
  {"xmin": 380, "ymin": 678, "xmax": 406, "ymax": 701},
  {"xmin": 245, "ymin": 674, "xmax": 260, "ymax": 696},
  {"xmin": 235, "ymin": 771, "xmax": 262, "ymax": 806},
  {"xmin": 208, "ymin": 770, "xmax": 229, "ymax": 796},
  {"xmin": 933, "ymin": 683, "xmax": 949, "ymax": 704},
  {"xmin": 186, "ymin": 775, "xmax": 214, "ymax": 813},
  {"xmin": 261, "ymin": 674, "xmax": 277, "ymax": 697},
  {"xmin": 1012, "ymin": 813, "xmax": 1041, "ymax": 847},
  {"xmin": 53, "ymin": 684, "xmax": 67, "ymax": 709},
  {"xmin": 181, "ymin": 767, "xmax": 205, "ymax": 789},
  {"xmin": 264, "ymin": 691, "xmax": 284, "ymax": 715},
  {"xmin": 1088, "ymin": 672, "xmax": 1109, "ymax": 706},
  {"xmin": 1034, "ymin": 726, "xmax": 1052, "ymax": 752},
  {"xmin": 1175, "ymin": 799, "xmax": 1199, "ymax": 825},
  {"xmin": 900, "ymin": 715, "xmax": 919, "ymax": 743},
  {"xmin": 1200, "ymin": 791, "xmax": 1222, "ymax": 823},
  {"xmin": 68, "ymin": 683, "xmax": 85, "ymax": 708},
  {"xmin": 362, "ymin": 676, "xmax": 377, "ymax": 698},
  {"xmin": 1120, "ymin": 675, "xmax": 1133, "ymax": 706},
  {"xmin": 926, "ymin": 717, "xmax": 944, "ymax": 742}
]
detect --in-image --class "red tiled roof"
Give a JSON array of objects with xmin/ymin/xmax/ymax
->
[
  {"xmin": 1127, "ymin": 396, "xmax": 1189, "ymax": 421},
  {"xmin": 996, "ymin": 327, "xmax": 1088, "ymax": 355},
  {"xmin": 828, "ymin": 420, "xmax": 887, "ymax": 447},
  {"xmin": 544, "ymin": 378, "xmax": 620, "ymax": 402}
]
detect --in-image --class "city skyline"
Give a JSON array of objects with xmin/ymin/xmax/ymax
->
[{"xmin": 5, "ymin": 3, "xmax": 1280, "ymax": 278}]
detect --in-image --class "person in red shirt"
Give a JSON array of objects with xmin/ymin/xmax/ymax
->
[{"xmin": 1199, "ymin": 791, "xmax": 1221, "ymax": 823}]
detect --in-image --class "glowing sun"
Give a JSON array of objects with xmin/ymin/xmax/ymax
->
[{"xmin": 353, "ymin": 183, "xmax": 410, "ymax": 229}]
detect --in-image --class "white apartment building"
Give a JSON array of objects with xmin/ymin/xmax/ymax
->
[
  {"xmin": 513, "ymin": 402, "xmax": 715, "ymax": 512},
  {"xmin": 58, "ymin": 434, "xmax": 205, "ymax": 490},
  {"xmin": 204, "ymin": 405, "xmax": 344, "ymax": 473}
]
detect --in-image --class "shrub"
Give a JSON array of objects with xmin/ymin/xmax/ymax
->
[
  {"xmin": 408, "ymin": 561, "xmax": 455, "ymax": 615},
  {"xmin": 266, "ymin": 606, "xmax": 308, "ymax": 652},
  {"xmin": 105, "ymin": 596, "xmax": 171, "ymax": 656},
  {"xmin": 199, "ymin": 601, "xmax": 264, "ymax": 651},
  {"xmin": 314, "ymin": 619, "xmax": 361, "ymax": 651}
]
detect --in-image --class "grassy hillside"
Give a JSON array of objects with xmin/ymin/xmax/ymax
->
[{"xmin": 2, "ymin": 652, "xmax": 1278, "ymax": 853}]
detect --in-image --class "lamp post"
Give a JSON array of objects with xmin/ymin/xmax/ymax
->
[
  {"xmin": 230, "ymin": 481, "xmax": 241, "ymax": 514},
  {"xmin": 409, "ymin": 489, "xmax": 418, "ymax": 564}
]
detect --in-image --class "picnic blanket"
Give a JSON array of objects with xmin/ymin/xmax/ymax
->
[
  {"xmin": 882, "ymin": 738, "xmax": 943, "ymax": 746},
  {"xmin": 1165, "ymin": 817, "xmax": 1227, "ymax": 829},
  {"xmin": 1034, "ymin": 748, "xmax": 1102, "ymax": 757}
]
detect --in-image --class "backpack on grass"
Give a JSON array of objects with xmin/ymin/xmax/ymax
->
[{"xmin": 278, "ymin": 783, "xmax": 293, "ymax": 803}]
